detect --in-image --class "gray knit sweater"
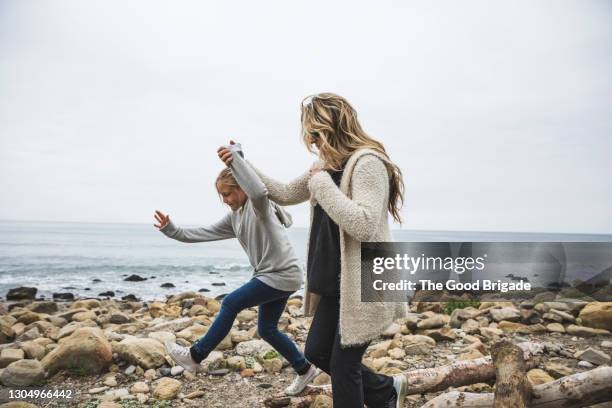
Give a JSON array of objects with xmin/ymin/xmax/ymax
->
[{"xmin": 160, "ymin": 144, "xmax": 303, "ymax": 292}]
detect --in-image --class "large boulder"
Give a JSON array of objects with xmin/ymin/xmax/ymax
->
[
  {"xmin": 1, "ymin": 320, "xmax": 15, "ymax": 343},
  {"xmin": 27, "ymin": 302, "xmax": 58, "ymax": 314},
  {"xmin": 578, "ymin": 302, "xmax": 612, "ymax": 331},
  {"xmin": 0, "ymin": 359, "xmax": 45, "ymax": 386},
  {"xmin": 0, "ymin": 349, "xmax": 25, "ymax": 368},
  {"xmin": 71, "ymin": 299, "xmax": 101, "ymax": 310},
  {"xmin": 41, "ymin": 327, "xmax": 112, "ymax": 376},
  {"xmin": 20, "ymin": 341, "xmax": 46, "ymax": 360},
  {"xmin": 6, "ymin": 287, "xmax": 37, "ymax": 301},
  {"xmin": 114, "ymin": 338, "xmax": 167, "ymax": 369}
]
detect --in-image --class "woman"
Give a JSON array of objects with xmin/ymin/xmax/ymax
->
[
  {"xmin": 218, "ymin": 93, "xmax": 408, "ymax": 407},
  {"xmin": 155, "ymin": 143, "xmax": 317, "ymax": 396}
]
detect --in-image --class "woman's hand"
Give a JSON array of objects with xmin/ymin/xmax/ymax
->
[
  {"xmin": 217, "ymin": 140, "xmax": 237, "ymax": 166},
  {"xmin": 309, "ymin": 163, "xmax": 322, "ymax": 178},
  {"xmin": 154, "ymin": 210, "xmax": 170, "ymax": 229}
]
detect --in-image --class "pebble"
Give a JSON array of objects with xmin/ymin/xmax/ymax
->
[
  {"xmin": 104, "ymin": 375, "xmax": 118, "ymax": 387},
  {"xmin": 209, "ymin": 368, "xmax": 230, "ymax": 376},
  {"xmin": 124, "ymin": 365, "xmax": 136, "ymax": 375},
  {"xmin": 144, "ymin": 369, "xmax": 157, "ymax": 380},
  {"xmin": 184, "ymin": 390, "xmax": 206, "ymax": 399},
  {"xmin": 171, "ymin": 365, "xmax": 185, "ymax": 376}
]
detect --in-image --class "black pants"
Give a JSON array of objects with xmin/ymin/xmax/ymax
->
[{"xmin": 304, "ymin": 296, "xmax": 394, "ymax": 408}]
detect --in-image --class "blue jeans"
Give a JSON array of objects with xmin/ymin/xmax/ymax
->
[{"xmin": 190, "ymin": 278, "xmax": 310, "ymax": 374}]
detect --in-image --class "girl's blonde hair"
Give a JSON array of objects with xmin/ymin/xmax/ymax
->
[
  {"xmin": 215, "ymin": 168, "xmax": 240, "ymax": 191},
  {"xmin": 301, "ymin": 92, "xmax": 405, "ymax": 223}
]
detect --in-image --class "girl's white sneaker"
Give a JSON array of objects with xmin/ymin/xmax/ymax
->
[
  {"xmin": 284, "ymin": 365, "xmax": 318, "ymax": 396},
  {"xmin": 165, "ymin": 341, "xmax": 202, "ymax": 373}
]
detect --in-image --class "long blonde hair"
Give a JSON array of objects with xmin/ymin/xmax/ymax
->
[{"xmin": 301, "ymin": 92, "xmax": 404, "ymax": 223}]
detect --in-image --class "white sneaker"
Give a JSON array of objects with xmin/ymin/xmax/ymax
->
[
  {"xmin": 392, "ymin": 374, "xmax": 408, "ymax": 408},
  {"xmin": 165, "ymin": 341, "xmax": 202, "ymax": 373},
  {"xmin": 284, "ymin": 365, "xmax": 318, "ymax": 396}
]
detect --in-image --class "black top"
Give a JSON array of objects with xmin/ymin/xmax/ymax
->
[{"xmin": 307, "ymin": 169, "xmax": 343, "ymax": 296}]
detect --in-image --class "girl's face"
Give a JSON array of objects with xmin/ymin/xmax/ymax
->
[{"xmin": 217, "ymin": 183, "xmax": 247, "ymax": 211}]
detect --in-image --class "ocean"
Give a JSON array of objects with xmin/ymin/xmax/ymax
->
[{"xmin": 1, "ymin": 220, "xmax": 611, "ymax": 301}]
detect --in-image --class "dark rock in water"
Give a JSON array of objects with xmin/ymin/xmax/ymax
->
[
  {"xmin": 184, "ymin": 281, "xmax": 189, "ymax": 283},
  {"xmin": 84, "ymin": 288, "xmax": 91, "ymax": 291},
  {"xmin": 53, "ymin": 292, "xmax": 74, "ymax": 301},
  {"xmin": 150, "ymin": 276, "xmax": 156, "ymax": 279},
  {"xmin": 93, "ymin": 279, "xmax": 101, "ymax": 283},
  {"xmin": 212, "ymin": 282, "xmax": 226, "ymax": 286},
  {"xmin": 7, "ymin": 287, "xmax": 37, "ymax": 301},
  {"xmin": 198, "ymin": 288, "xmax": 210, "ymax": 292},
  {"xmin": 124, "ymin": 275, "xmax": 147, "ymax": 282},
  {"xmin": 209, "ymin": 271, "xmax": 219, "ymax": 275},
  {"xmin": 122, "ymin": 294, "xmax": 139, "ymax": 301},
  {"xmin": 159, "ymin": 367, "xmax": 172, "ymax": 377},
  {"xmin": 161, "ymin": 283, "xmax": 175, "ymax": 288},
  {"xmin": 62, "ymin": 286, "xmax": 77, "ymax": 290},
  {"xmin": 99, "ymin": 291, "xmax": 115, "ymax": 297}
]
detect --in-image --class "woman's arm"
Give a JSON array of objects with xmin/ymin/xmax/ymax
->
[
  {"xmin": 218, "ymin": 141, "xmax": 310, "ymax": 206},
  {"xmin": 159, "ymin": 213, "xmax": 235, "ymax": 243},
  {"xmin": 247, "ymin": 162, "xmax": 311, "ymax": 206},
  {"xmin": 308, "ymin": 155, "xmax": 389, "ymax": 242}
]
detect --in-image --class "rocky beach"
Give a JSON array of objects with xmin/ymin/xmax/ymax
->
[{"xmin": 1, "ymin": 285, "xmax": 611, "ymax": 408}]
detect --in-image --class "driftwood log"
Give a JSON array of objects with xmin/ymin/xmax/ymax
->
[
  {"xmin": 401, "ymin": 341, "xmax": 542, "ymax": 395},
  {"xmin": 421, "ymin": 366, "xmax": 612, "ymax": 408},
  {"xmin": 491, "ymin": 340, "xmax": 532, "ymax": 408},
  {"xmin": 267, "ymin": 341, "xmax": 543, "ymax": 406}
]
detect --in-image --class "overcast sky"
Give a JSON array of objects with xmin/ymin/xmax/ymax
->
[{"xmin": 0, "ymin": 1, "xmax": 611, "ymax": 233}]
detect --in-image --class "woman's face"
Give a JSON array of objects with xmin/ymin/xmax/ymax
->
[{"xmin": 216, "ymin": 184, "xmax": 247, "ymax": 211}]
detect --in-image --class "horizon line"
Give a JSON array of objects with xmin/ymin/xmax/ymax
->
[{"xmin": 1, "ymin": 218, "xmax": 611, "ymax": 237}]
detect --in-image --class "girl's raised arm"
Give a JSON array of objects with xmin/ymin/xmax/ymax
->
[{"xmin": 225, "ymin": 143, "xmax": 270, "ymax": 217}]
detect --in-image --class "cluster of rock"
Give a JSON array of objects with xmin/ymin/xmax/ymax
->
[{"xmin": 0, "ymin": 286, "xmax": 611, "ymax": 408}]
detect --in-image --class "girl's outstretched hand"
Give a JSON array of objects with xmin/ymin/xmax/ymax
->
[
  {"xmin": 154, "ymin": 210, "xmax": 170, "ymax": 229},
  {"xmin": 217, "ymin": 139, "xmax": 237, "ymax": 166}
]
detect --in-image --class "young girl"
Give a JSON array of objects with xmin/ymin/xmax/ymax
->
[
  {"xmin": 219, "ymin": 93, "xmax": 408, "ymax": 407},
  {"xmin": 155, "ymin": 143, "xmax": 316, "ymax": 395}
]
